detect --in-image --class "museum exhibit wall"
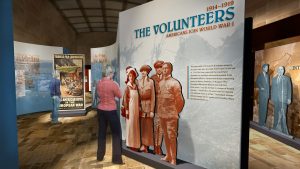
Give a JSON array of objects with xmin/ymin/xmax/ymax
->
[
  {"xmin": 14, "ymin": 41, "xmax": 63, "ymax": 115},
  {"xmin": 119, "ymin": 0, "xmax": 245, "ymax": 168},
  {"xmin": 91, "ymin": 43, "xmax": 119, "ymax": 108},
  {"xmin": 77, "ymin": 32, "xmax": 117, "ymax": 65},
  {"xmin": 253, "ymin": 41, "xmax": 300, "ymax": 139},
  {"xmin": 13, "ymin": 0, "xmax": 76, "ymax": 53}
]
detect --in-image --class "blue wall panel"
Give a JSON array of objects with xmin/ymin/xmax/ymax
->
[{"xmin": 0, "ymin": 0, "xmax": 19, "ymax": 168}]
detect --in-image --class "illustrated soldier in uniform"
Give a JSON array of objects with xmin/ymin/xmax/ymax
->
[
  {"xmin": 256, "ymin": 64, "xmax": 270, "ymax": 126},
  {"xmin": 150, "ymin": 60, "xmax": 164, "ymax": 155},
  {"xmin": 138, "ymin": 65, "xmax": 155, "ymax": 153},
  {"xmin": 271, "ymin": 66, "xmax": 292, "ymax": 135},
  {"xmin": 158, "ymin": 62, "xmax": 184, "ymax": 165}
]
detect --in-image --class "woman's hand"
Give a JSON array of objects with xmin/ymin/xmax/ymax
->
[
  {"xmin": 126, "ymin": 110, "xmax": 129, "ymax": 119},
  {"xmin": 150, "ymin": 112, "xmax": 154, "ymax": 118}
]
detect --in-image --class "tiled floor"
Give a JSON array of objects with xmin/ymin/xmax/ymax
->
[{"xmin": 17, "ymin": 111, "xmax": 300, "ymax": 169}]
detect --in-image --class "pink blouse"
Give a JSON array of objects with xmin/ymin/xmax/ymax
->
[{"xmin": 97, "ymin": 77, "xmax": 122, "ymax": 111}]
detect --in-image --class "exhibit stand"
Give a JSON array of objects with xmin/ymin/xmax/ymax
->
[
  {"xmin": 251, "ymin": 122, "xmax": 300, "ymax": 149},
  {"xmin": 122, "ymin": 142, "xmax": 205, "ymax": 169},
  {"xmin": 100, "ymin": 0, "xmax": 249, "ymax": 168}
]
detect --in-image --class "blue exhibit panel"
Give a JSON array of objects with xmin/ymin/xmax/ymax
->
[
  {"xmin": 16, "ymin": 61, "xmax": 53, "ymax": 115},
  {"xmin": 0, "ymin": 0, "xmax": 19, "ymax": 168}
]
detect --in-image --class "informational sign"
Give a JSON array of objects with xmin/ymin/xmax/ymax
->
[
  {"xmin": 54, "ymin": 54, "xmax": 85, "ymax": 110},
  {"xmin": 14, "ymin": 41, "xmax": 63, "ymax": 115},
  {"xmin": 15, "ymin": 70, "xmax": 25, "ymax": 97},
  {"xmin": 119, "ymin": 0, "xmax": 245, "ymax": 168}
]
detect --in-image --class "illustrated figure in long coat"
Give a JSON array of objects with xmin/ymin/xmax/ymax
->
[
  {"xmin": 256, "ymin": 64, "xmax": 270, "ymax": 126},
  {"xmin": 138, "ymin": 65, "xmax": 155, "ymax": 153},
  {"xmin": 271, "ymin": 66, "xmax": 292, "ymax": 135}
]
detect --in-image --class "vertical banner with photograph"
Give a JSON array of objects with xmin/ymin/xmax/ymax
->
[
  {"xmin": 119, "ymin": 0, "xmax": 245, "ymax": 168},
  {"xmin": 54, "ymin": 54, "xmax": 85, "ymax": 111}
]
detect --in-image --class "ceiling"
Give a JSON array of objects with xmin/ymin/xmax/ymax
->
[
  {"xmin": 50, "ymin": 0, "xmax": 152, "ymax": 33},
  {"xmin": 51, "ymin": 0, "xmax": 300, "ymax": 33}
]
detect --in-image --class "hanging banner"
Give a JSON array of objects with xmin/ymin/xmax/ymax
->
[{"xmin": 54, "ymin": 54, "xmax": 85, "ymax": 111}]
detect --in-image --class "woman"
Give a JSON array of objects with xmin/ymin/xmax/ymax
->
[
  {"xmin": 96, "ymin": 65, "xmax": 123, "ymax": 164},
  {"xmin": 138, "ymin": 65, "xmax": 155, "ymax": 153},
  {"xmin": 123, "ymin": 67, "xmax": 141, "ymax": 151}
]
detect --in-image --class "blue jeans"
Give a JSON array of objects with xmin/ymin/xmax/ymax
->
[{"xmin": 51, "ymin": 96, "xmax": 61, "ymax": 123}]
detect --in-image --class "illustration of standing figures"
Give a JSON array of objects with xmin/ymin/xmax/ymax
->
[
  {"xmin": 150, "ymin": 60, "xmax": 164, "ymax": 155},
  {"xmin": 256, "ymin": 64, "xmax": 270, "ymax": 126},
  {"xmin": 158, "ymin": 62, "xmax": 184, "ymax": 165},
  {"xmin": 123, "ymin": 68, "xmax": 141, "ymax": 151},
  {"xmin": 138, "ymin": 65, "xmax": 155, "ymax": 153},
  {"xmin": 271, "ymin": 66, "xmax": 292, "ymax": 135}
]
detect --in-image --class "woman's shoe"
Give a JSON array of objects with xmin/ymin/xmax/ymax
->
[{"xmin": 139, "ymin": 145, "xmax": 148, "ymax": 153}]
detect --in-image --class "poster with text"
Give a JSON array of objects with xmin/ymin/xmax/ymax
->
[
  {"xmin": 54, "ymin": 54, "xmax": 85, "ymax": 110},
  {"xmin": 119, "ymin": 0, "xmax": 245, "ymax": 168}
]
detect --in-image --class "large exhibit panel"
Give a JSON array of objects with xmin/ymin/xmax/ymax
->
[
  {"xmin": 119, "ymin": 0, "xmax": 245, "ymax": 168},
  {"xmin": 14, "ymin": 41, "xmax": 63, "ymax": 115},
  {"xmin": 253, "ymin": 42, "xmax": 300, "ymax": 139},
  {"xmin": 91, "ymin": 43, "xmax": 119, "ymax": 108}
]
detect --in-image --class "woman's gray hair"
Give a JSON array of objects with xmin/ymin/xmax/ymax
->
[{"xmin": 105, "ymin": 65, "xmax": 115, "ymax": 77}]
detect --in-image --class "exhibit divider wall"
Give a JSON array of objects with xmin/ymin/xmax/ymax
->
[
  {"xmin": 91, "ymin": 43, "xmax": 119, "ymax": 108},
  {"xmin": 0, "ymin": 0, "xmax": 19, "ymax": 168},
  {"xmin": 54, "ymin": 54, "xmax": 85, "ymax": 115},
  {"xmin": 14, "ymin": 41, "xmax": 63, "ymax": 115},
  {"xmin": 119, "ymin": 0, "xmax": 247, "ymax": 168},
  {"xmin": 253, "ymin": 41, "xmax": 300, "ymax": 149}
]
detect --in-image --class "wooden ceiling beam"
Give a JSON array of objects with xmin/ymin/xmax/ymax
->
[
  {"xmin": 50, "ymin": 0, "xmax": 78, "ymax": 34},
  {"xmin": 76, "ymin": 0, "xmax": 92, "ymax": 32},
  {"xmin": 62, "ymin": 7, "xmax": 121, "ymax": 12},
  {"xmin": 67, "ymin": 15, "xmax": 118, "ymax": 19},
  {"xmin": 100, "ymin": 0, "xmax": 108, "ymax": 32},
  {"xmin": 122, "ymin": 0, "xmax": 128, "ymax": 11}
]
